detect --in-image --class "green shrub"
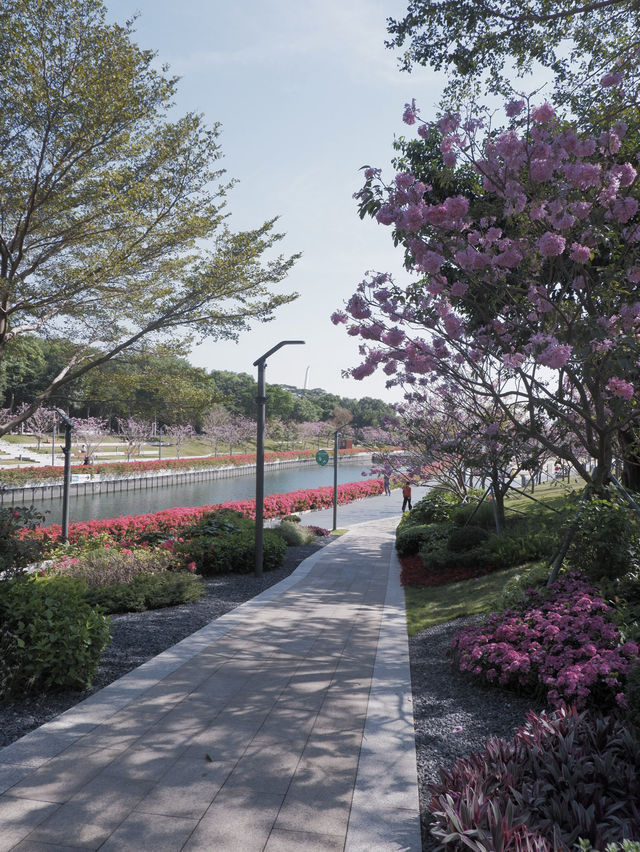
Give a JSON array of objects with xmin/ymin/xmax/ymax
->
[
  {"xmin": 51, "ymin": 546, "xmax": 178, "ymax": 586},
  {"xmin": 447, "ymin": 524, "xmax": 489, "ymax": 552},
  {"xmin": 0, "ymin": 575, "xmax": 110, "ymax": 697},
  {"xmin": 177, "ymin": 529, "xmax": 286, "ymax": 575},
  {"xmin": 498, "ymin": 561, "xmax": 553, "ymax": 610},
  {"xmin": 451, "ymin": 500, "xmax": 496, "ymax": 530},
  {"xmin": 84, "ymin": 571, "xmax": 204, "ymax": 613},
  {"xmin": 273, "ymin": 521, "xmax": 315, "ymax": 546},
  {"xmin": 0, "ymin": 505, "xmax": 47, "ymax": 578},
  {"xmin": 401, "ymin": 491, "xmax": 458, "ymax": 528},
  {"xmin": 481, "ymin": 530, "xmax": 554, "ymax": 568},
  {"xmin": 567, "ymin": 496, "xmax": 640, "ymax": 581},
  {"xmin": 281, "ymin": 514, "xmax": 301, "ymax": 523},
  {"xmin": 625, "ymin": 660, "xmax": 640, "ymax": 738},
  {"xmin": 396, "ymin": 523, "xmax": 447, "ymax": 557}
]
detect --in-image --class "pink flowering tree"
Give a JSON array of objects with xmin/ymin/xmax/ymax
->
[
  {"xmin": 116, "ymin": 416, "xmax": 153, "ymax": 461},
  {"xmin": 336, "ymin": 91, "xmax": 640, "ymax": 494},
  {"xmin": 163, "ymin": 424, "xmax": 195, "ymax": 460},
  {"xmin": 202, "ymin": 404, "xmax": 231, "ymax": 456},
  {"xmin": 72, "ymin": 417, "xmax": 108, "ymax": 460},
  {"xmin": 26, "ymin": 407, "xmax": 55, "ymax": 451},
  {"xmin": 226, "ymin": 415, "xmax": 254, "ymax": 455}
]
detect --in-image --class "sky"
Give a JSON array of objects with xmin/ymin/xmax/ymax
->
[{"xmin": 104, "ymin": 0, "xmax": 447, "ymax": 402}]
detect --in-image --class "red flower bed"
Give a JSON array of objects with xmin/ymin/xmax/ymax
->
[
  {"xmin": 400, "ymin": 554, "xmax": 497, "ymax": 587},
  {"xmin": 25, "ymin": 479, "xmax": 384, "ymax": 546}
]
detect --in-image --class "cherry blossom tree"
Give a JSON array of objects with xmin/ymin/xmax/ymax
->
[
  {"xmin": 72, "ymin": 417, "xmax": 108, "ymax": 462},
  {"xmin": 116, "ymin": 417, "xmax": 152, "ymax": 461},
  {"xmin": 202, "ymin": 404, "xmax": 231, "ymax": 456},
  {"xmin": 26, "ymin": 407, "xmax": 55, "ymax": 451},
  {"xmin": 336, "ymin": 89, "xmax": 640, "ymax": 493},
  {"xmin": 163, "ymin": 424, "xmax": 195, "ymax": 460}
]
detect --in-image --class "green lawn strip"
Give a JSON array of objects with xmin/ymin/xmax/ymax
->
[{"xmin": 404, "ymin": 564, "xmax": 525, "ymax": 636}]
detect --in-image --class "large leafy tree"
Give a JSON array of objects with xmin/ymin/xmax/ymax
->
[
  {"xmin": 387, "ymin": 0, "xmax": 640, "ymax": 114},
  {"xmin": 0, "ymin": 0, "xmax": 298, "ymax": 435}
]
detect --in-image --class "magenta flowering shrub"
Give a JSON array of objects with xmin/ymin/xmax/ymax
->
[
  {"xmin": 428, "ymin": 705, "xmax": 640, "ymax": 851},
  {"xmin": 452, "ymin": 574, "xmax": 639, "ymax": 710},
  {"xmin": 24, "ymin": 480, "xmax": 383, "ymax": 548}
]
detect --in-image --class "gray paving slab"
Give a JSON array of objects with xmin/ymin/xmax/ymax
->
[{"xmin": 0, "ymin": 501, "xmax": 421, "ymax": 851}]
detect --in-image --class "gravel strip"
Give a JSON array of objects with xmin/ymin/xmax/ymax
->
[
  {"xmin": 1, "ymin": 539, "xmax": 541, "ymax": 852},
  {"xmin": 410, "ymin": 616, "xmax": 543, "ymax": 850}
]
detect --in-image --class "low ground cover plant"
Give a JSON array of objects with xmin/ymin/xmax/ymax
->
[
  {"xmin": 48, "ymin": 545, "xmax": 205, "ymax": 613},
  {"xmin": 452, "ymin": 572, "xmax": 638, "ymax": 711},
  {"xmin": 428, "ymin": 705, "xmax": 640, "ymax": 851}
]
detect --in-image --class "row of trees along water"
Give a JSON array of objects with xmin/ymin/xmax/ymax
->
[{"xmin": 1, "ymin": 359, "xmax": 396, "ymax": 461}]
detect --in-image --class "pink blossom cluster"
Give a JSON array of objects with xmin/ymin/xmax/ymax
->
[{"xmin": 452, "ymin": 574, "xmax": 638, "ymax": 710}]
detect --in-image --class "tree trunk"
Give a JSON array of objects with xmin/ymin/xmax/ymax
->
[
  {"xmin": 490, "ymin": 467, "xmax": 506, "ymax": 534},
  {"xmin": 619, "ymin": 427, "xmax": 640, "ymax": 492}
]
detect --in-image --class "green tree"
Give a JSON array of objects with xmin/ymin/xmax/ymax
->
[
  {"xmin": 387, "ymin": 0, "xmax": 640, "ymax": 112},
  {"xmin": 0, "ymin": 0, "xmax": 298, "ymax": 436}
]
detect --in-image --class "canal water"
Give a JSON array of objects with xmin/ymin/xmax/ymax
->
[{"xmin": 32, "ymin": 459, "xmax": 376, "ymax": 526}]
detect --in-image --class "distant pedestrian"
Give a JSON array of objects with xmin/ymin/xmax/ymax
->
[
  {"xmin": 383, "ymin": 473, "xmax": 391, "ymax": 496},
  {"xmin": 402, "ymin": 483, "xmax": 412, "ymax": 512}
]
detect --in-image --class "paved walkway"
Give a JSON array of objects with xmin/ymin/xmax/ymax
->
[{"xmin": 0, "ymin": 492, "xmax": 427, "ymax": 851}]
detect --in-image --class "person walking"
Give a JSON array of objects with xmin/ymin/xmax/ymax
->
[
  {"xmin": 401, "ymin": 482, "xmax": 412, "ymax": 512},
  {"xmin": 383, "ymin": 473, "xmax": 391, "ymax": 496}
]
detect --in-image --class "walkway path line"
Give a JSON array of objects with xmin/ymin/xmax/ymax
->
[{"xmin": 0, "ymin": 517, "xmax": 420, "ymax": 851}]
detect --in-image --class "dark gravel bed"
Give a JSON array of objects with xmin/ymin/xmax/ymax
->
[
  {"xmin": 410, "ymin": 616, "xmax": 543, "ymax": 850},
  {"xmin": 1, "ymin": 542, "xmax": 541, "ymax": 852}
]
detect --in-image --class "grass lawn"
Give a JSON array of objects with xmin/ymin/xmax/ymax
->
[
  {"xmin": 403, "ymin": 481, "xmax": 585, "ymax": 636},
  {"xmin": 404, "ymin": 565, "xmax": 525, "ymax": 636}
]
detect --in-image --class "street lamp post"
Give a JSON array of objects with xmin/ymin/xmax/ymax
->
[
  {"xmin": 55, "ymin": 408, "xmax": 74, "ymax": 542},
  {"xmin": 254, "ymin": 340, "xmax": 305, "ymax": 576},
  {"xmin": 333, "ymin": 429, "xmax": 339, "ymax": 531}
]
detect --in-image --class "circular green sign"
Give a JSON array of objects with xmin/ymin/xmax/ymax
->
[{"xmin": 315, "ymin": 450, "xmax": 329, "ymax": 466}]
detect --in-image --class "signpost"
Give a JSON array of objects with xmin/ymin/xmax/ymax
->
[{"xmin": 315, "ymin": 450, "xmax": 329, "ymax": 466}]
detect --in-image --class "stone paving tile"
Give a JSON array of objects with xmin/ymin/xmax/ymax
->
[
  {"xmin": 0, "ymin": 795, "xmax": 60, "ymax": 852},
  {"xmin": 135, "ymin": 755, "xmax": 231, "ymax": 819},
  {"xmin": 264, "ymin": 828, "xmax": 345, "ymax": 851},
  {"xmin": 7, "ymin": 746, "xmax": 120, "ymax": 804},
  {"xmin": 99, "ymin": 812, "xmax": 198, "ymax": 851},
  {"xmin": 0, "ymin": 764, "xmax": 34, "ymax": 796},
  {"xmin": 185, "ymin": 789, "xmax": 284, "ymax": 852},
  {"xmin": 23, "ymin": 775, "xmax": 153, "ymax": 849},
  {"xmin": 220, "ymin": 740, "xmax": 302, "ymax": 795}
]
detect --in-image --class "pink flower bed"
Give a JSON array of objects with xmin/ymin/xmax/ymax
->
[
  {"xmin": 25, "ymin": 480, "xmax": 383, "ymax": 546},
  {"xmin": 452, "ymin": 574, "xmax": 639, "ymax": 711}
]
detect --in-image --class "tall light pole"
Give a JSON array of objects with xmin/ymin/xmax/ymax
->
[
  {"xmin": 55, "ymin": 408, "xmax": 74, "ymax": 542},
  {"xmin": 254, "ymin": 340, "xmax": 305, "ymax": 576}
]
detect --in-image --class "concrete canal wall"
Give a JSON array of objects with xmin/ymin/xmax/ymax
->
[{"xmin": 0, "ymin": 454, "xmax": 372, "ymax": 506}]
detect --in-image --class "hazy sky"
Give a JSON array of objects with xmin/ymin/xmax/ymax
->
[{"xmin": 103, "ymin": 0, "xmax": 446, "ymax": 401}]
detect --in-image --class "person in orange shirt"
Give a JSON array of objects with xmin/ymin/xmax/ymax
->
[{"xmin": 402, "ymin": 483, "xmax": 412, "ymax": 512}]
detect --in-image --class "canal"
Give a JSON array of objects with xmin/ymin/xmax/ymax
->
[{"xmin": 29, "ymin": 459, "xmax": 376, "ymax": 525}]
